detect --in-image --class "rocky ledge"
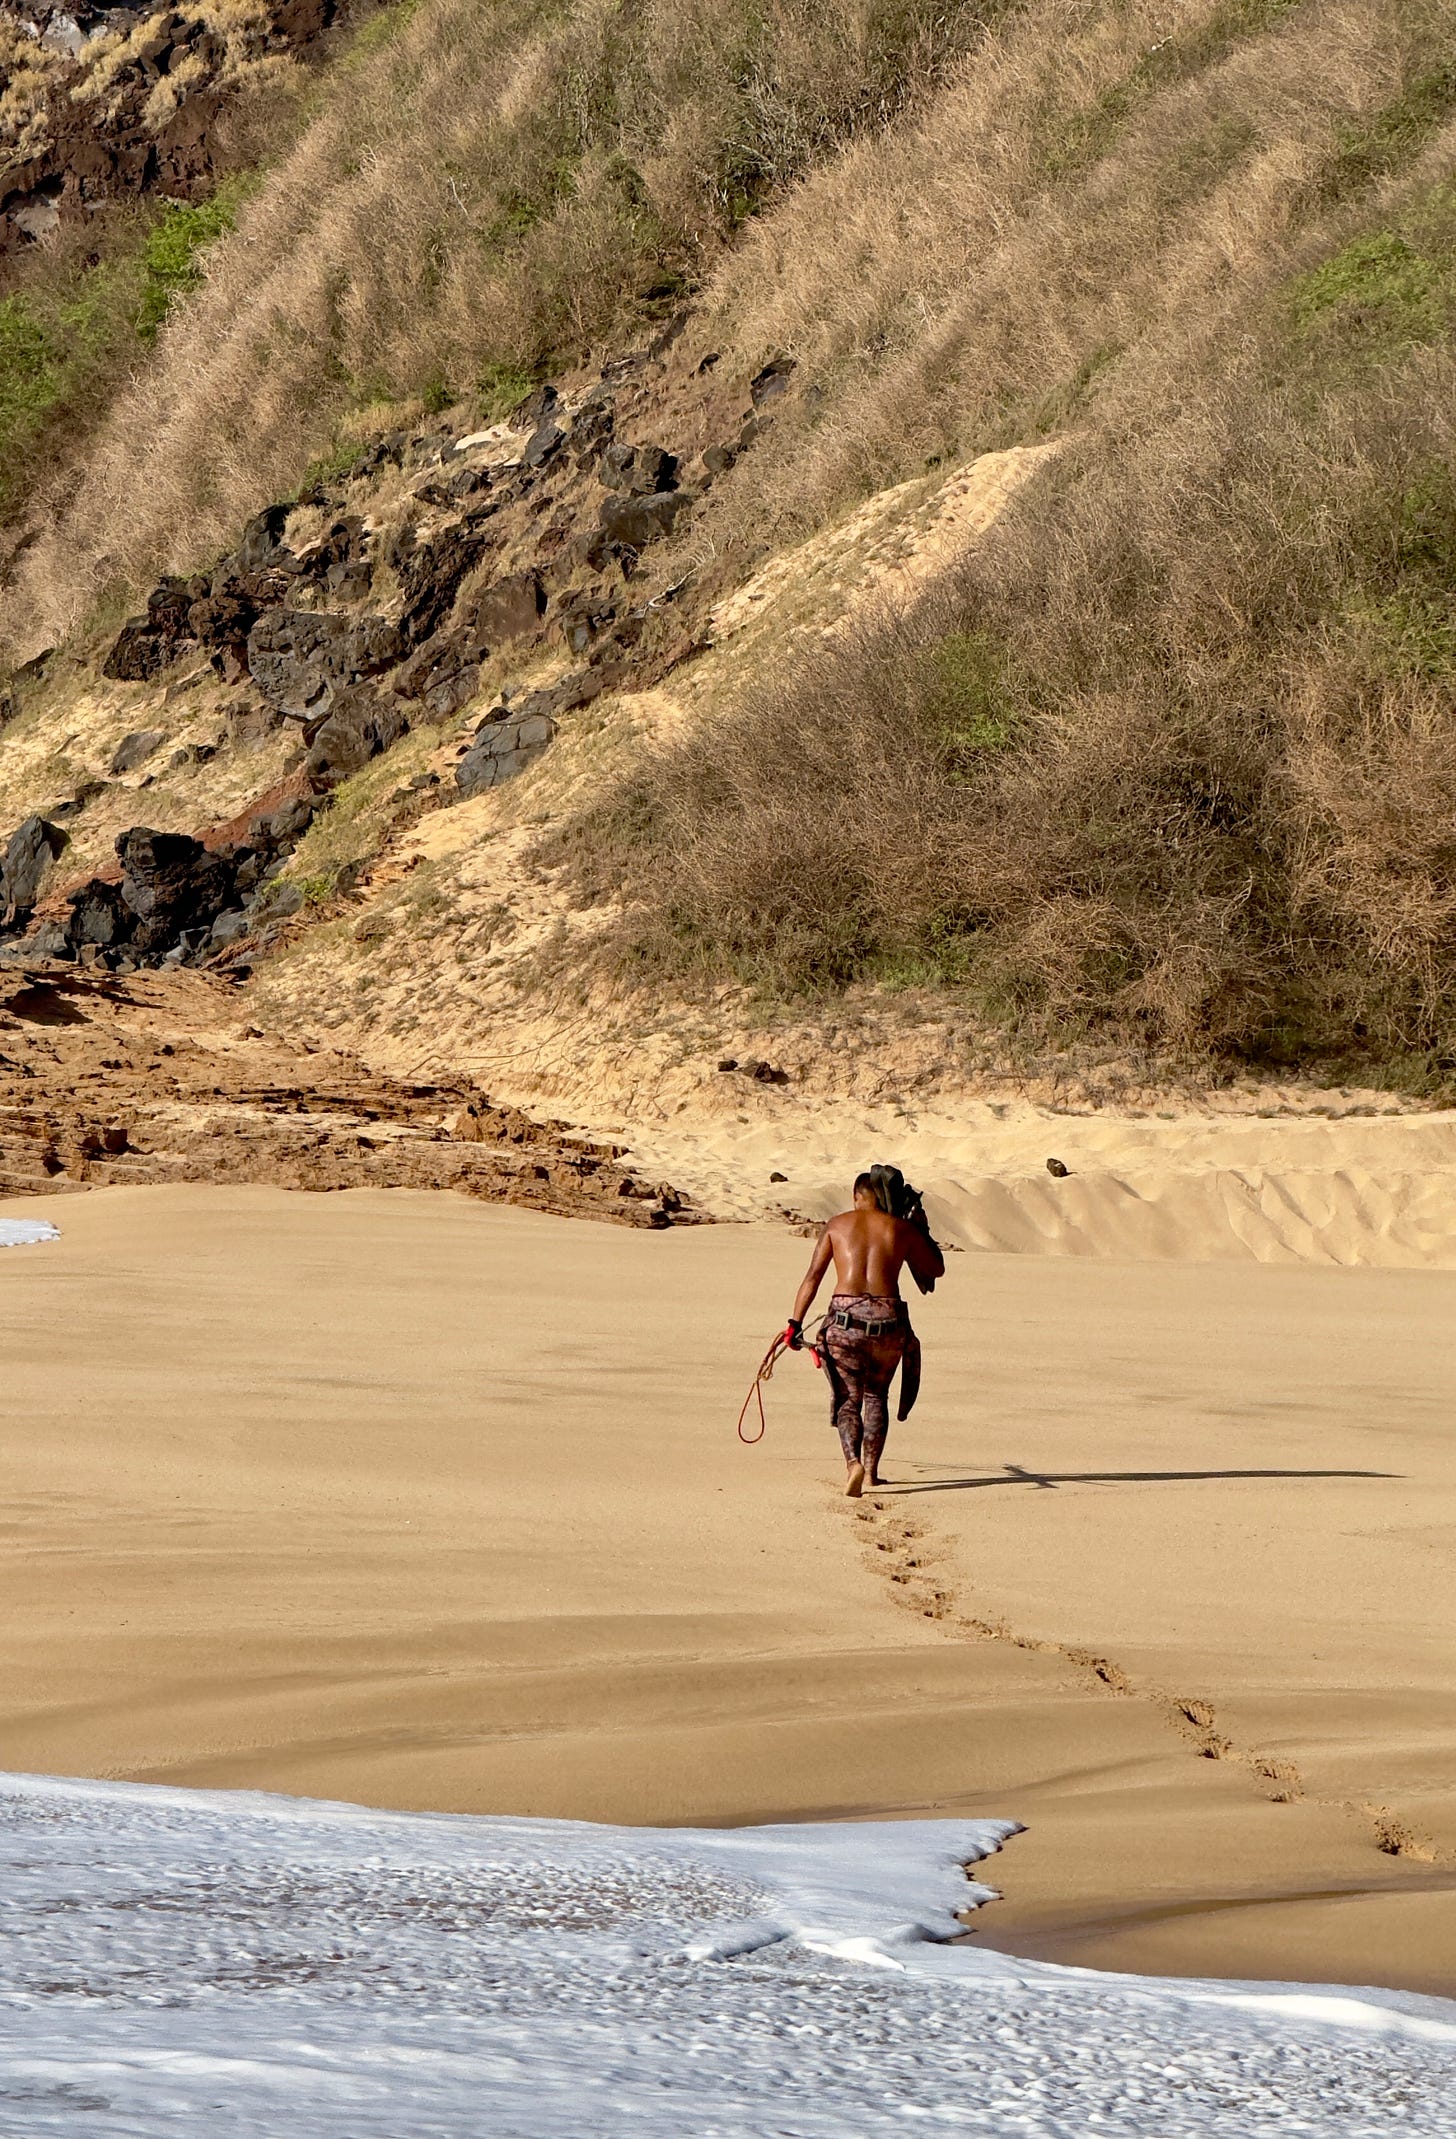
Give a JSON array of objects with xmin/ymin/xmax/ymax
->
[
  {"xmin": 2, "ymin": 338, "xmax": 791, "ymax": 972},
  {"xmin": 0, "ymin": 963, "xmax": 696, "ymax": 1224}
]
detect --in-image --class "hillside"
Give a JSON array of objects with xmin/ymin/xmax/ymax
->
[{"xmin": 5, "ymin": 0, "xmax": 1456, "ymax": 1184}]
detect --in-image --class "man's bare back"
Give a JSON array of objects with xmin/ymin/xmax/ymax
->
[{"xmin": 790, "ymin": 1203, "xmax": 943, "ymax": 1325}]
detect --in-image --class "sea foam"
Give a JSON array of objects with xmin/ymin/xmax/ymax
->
[{"xmin": 1, "ymin": 1772, "xmax": 1452, "ymax": 2136}]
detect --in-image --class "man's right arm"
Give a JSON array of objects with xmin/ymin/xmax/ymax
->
[{"xmin": 789, "ymin": 1223, "xmax": 837, "ymax": 1331}]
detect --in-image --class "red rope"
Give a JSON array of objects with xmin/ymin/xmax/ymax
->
[{"xmin": 737, "ymin": 1321, "xmax": 823, "ymax": 1444}]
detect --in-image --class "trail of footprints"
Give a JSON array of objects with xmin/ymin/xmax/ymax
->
[{"xmin": 848, "ymin": 1495, "xmax": 1443, "ymax": 1868}]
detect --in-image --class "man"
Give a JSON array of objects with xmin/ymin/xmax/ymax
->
[{"xmin": 786, "ymin": 1171, "xmax": 945, "ymax": 1498}]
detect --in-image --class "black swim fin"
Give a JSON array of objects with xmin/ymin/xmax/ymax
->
[{"xmin": 897, "ymin": 1326, "xmax": 921, "ymax": 1420}]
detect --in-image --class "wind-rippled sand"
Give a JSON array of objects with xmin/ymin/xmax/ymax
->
[
  {"xmin": 3, "ymin": 1180, "xmax": 1454, "ymax": 2001},
  {"xmin": 613, "ymin": 1096, "xmax": 1456, "ymax": 1265}
]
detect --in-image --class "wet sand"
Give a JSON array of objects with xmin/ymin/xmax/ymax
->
[{"xmin": 2, "ymin": 1184, "xmax": 1453, "ymax": 1994}]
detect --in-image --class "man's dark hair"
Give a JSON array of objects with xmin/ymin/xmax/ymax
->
[{"xmin": 853, "ymin": 1171, "xmax": 875, "ymax": 1197}]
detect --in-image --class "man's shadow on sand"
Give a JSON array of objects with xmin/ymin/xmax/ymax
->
[{"xmin": 878, "ymin": 1463, "xmax": 1398, "ymax": 1494}]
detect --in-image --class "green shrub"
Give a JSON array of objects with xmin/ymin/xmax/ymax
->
[
  {"xmin": 0, "ymin": 298, "xmax": 58, "ymax": 439},
  {"xmin": 136, "ymin": 182, "xmax": 253, "ymax": 341},
  {"xmin": 1292, "ymin": 230, "xmax": 1445, "ymax": 340},
  {"xmin": 918, "ymin": 631, "xmax": 1016, "ymax": 777},
  {"xmin": 476, "ymin": 358, "xmax": 537, "ymax": 418}
]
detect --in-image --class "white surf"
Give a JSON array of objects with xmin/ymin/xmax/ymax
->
[{"xmin": 2, "ymin": 1773, "xmax": 1453, "ymax": 2135}]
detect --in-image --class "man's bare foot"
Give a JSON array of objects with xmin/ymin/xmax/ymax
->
[
  {"xmin": 865, "ymin": 1472, "xmax": 880, "ymax": 1489},
  {"xmin": 845, "ymin": 1462, "xmax": 865, "ymax": 1498}
]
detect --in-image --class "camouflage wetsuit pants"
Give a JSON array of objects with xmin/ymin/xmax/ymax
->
[{"xmin": 821, "ymin": 1293, "xmax": 906, "ymax": 1476}]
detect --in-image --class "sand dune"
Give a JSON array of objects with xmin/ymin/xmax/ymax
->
[
  {"xmin": 615, "ymin": 1100, "xmax": 1456, "ymax": 1266},
  {"xmin": 925, "ymin": 1163, "xmax": 1456, "ymax": 1264},
  {"xmin": 2, "ymin": 1179, "xmax": 1454, "ymax": 2000}
]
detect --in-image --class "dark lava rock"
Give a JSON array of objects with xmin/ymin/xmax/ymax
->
[
  {"xmin": 293, "ymin": 516, "xmax": 369, "ymax": 595},
  {"xmin": 266, "ymin": 881, "xmax": 303, "ymax": 919},
  {"xmin": 749, "ymin": 358, "xmax": 795, "ymax": 407},
  {"xmin": 248, "ymin": 795, "xmax": 315, "ymax": 848},
  {"xmin": 523, "ymin": 420, "xmax": 566, "ymax": 469},
  {"xmin": 246, "ymin": 609, "xmax": 405, "ymax": 718},
  {"xmin": 569, "ymin": 401, "xmax": 614, "ymax": 466},
  {"xmin": 598, "ymin": 441, "xmax": 679, "ymax": 495},
  {"xmin": 101, "ymin": 577, "xmax": 196, "ymax": 681},
  {"xmin": 394, "ymin": 630, "xmax": 480, "ymax": 719},
  {"xmin": 47, "ymin": 779, "xmax": 105, "ymax": 822},
  {"xmin": 65, "ymin": 879, "xmax": 132, "ymax": 951},
  {"xmin": 597, "ymin": 441, "xmax": 635, "ymax": 492},
  {"xmin": 237, "ymin": 503, "xmax": 292, "ymax": 573},
  {"xmin": 109, "ymin": 728, "xmax": 165, "ymax": 775},
  {"xmin": 23, "ymin": 920, "xmax": 71, "ymax": 961},
  {"xmin": 513, "ymin": 382, "xmax": 561, "ymax": 429},
  {"xmin": 115, "ymin": 825, "xmax": 238, "ymax": 955},
  {"xmin": 304, "ymin": 684, "xmax": 410, "ymax": 791},
  {"xmin": 558, "ymin": 588, "xmax": 617, "ymax": 656},
  {"xmin": 595, "ymin": 489, "xmax": 693, "ymax": 553},
  {"xmin": 101, "ymin": 618, "xmax": 170, "ymax": 683},
  {"xmin": 468, "ymin": 569, "xmax": 546, "ymax": 648},
  {"xmin": 396, "ymin": 522, "xmax": 495, "ymax": 644},
  {"xmin": 208, "ymin": 908, "xmax": 252, "ymax": 949},
  {"xmin": 1, "ymin": 815, "xmax": 68, "ymax": 923},
  {"xmin": 168, "ymin": 741, "xmax": 218, "ymax": 770},
  {"xmin": 350, "ymin": 433, "xmax": 407, "ymax": 482},
  {"xmin": 631, "ymin": 445, "xmax": 679, "ymax": 495},
  {"xmin": 455, "ymin": 711, "xmax": 555, "ymax": 799},
  {"xmin": 187, "ymin": 590, "xmax": 260, "ymax": 656}
]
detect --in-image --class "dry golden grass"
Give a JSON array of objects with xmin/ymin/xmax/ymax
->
[
  {"xmin": 12, "ymin": 0, "xmax": 1456, "ymax": 1079},
  {"xmin": 70, "ymin": 0, "xmax": 286, "ymax": 125},
  {"xmin": 698, "ymin": 0, "xmax": 1435, "ymax": 550},
  {"xmin": 8, "ymin": 0, "xmax": 990, "ymax": 651},
  {"xmin": 0, "ymin": 20, "xmax": 66, "ymax": 158},
  {"xmin": 545, "ymin": 0, "xmax": 1456, "ymax": 1078}
]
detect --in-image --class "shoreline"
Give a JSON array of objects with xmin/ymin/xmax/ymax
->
[{"xmin": 3, "ymin": 1181, "xmax": 1453, "ymax": 2002}]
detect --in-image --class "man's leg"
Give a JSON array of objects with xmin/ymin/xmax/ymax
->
[
  {"xmin": 824, "ymin": 1338, "xmax": 869, "ymax": 1496},
  {"xmin": 861, "ymin": 1389, "xmax": 890, "ymax": 1487},
  {"xmin": 833, "ymin": 1388, "xmax": 866, "ymax": 1494},
  {"xmin": 860, "ymin": 1333, "xmax": 904, "ymax": 1487}
]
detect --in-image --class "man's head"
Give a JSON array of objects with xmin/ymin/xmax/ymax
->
[{"xmin": 853, "ymin": 1171, "xmax": 881, "ymax": 1210}]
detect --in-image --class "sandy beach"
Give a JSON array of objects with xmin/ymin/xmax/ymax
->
[{"xmin": 3, "ymin": 1180, "xmax": 1454, "ymax": 1996}]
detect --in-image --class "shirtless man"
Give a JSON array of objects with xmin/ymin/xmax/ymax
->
[{"xmin": 785, "ymin": 1173, "xmax": 945, "ymax": 1497}]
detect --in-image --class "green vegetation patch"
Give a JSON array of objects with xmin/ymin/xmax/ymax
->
[
  {"xmin": 0, "ymin": 297, "xmax": 59, "ymax": 438},
  {"xmin": 917, "ymin": 629, "xmax": 1017, "ymax": 778},
  {"xmin": 1320, "ymin": 65, "xmax": 1456, "ymax": 204},
  {"xmin": 137, "ymin": 182, "xmax": 253, "ymax": 341},
  {"xmin": 477, "ymin": 359, "xmax": 537, "ymax": 419},
  {"xmin": 1292, "ymin": 229, "xmax": 1446, "ymax": 342},
  {"xmin": 0, "ymin": 178, "xmax": 252, "ymax": 515},
  {"xmin": 0, "ymin": 260, "xmax": 135, "ymax": 513},
  {"xmin": 1339, "ymin": 466, "xmax": 1456, "ymax": 680}
]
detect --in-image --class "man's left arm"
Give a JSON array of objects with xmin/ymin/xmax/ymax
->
[{"xmin": 904, "ymin": 1219, "xmax": 945, "ymax": 1295}]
